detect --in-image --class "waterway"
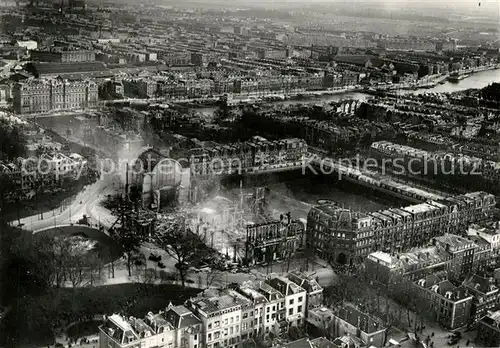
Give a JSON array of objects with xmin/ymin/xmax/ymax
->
[
  {"xmin": 194, "ymin": 68, "xmax": 500, "ymax": 116},
  {"xmin": 401, "ymin": 68, "xmax": 500, "ymax": 95}
]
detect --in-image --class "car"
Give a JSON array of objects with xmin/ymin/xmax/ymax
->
[{"xmin": 149, "ymin": 253, "xmax": 161, "ymax": 262}]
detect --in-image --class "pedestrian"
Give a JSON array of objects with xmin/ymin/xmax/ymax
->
[
  {"xmin": 431, "ymin": 332, "xmax": 434, "ymax": 337},
  {"xmin": 466, "ymin": 340, "xmax": 469, "ymax": 346}
]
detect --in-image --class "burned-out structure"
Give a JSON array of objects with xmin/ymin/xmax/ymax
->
[
  {"xmin": 128, "ymin": 147, "xmax": 183, "ymax": 210},
  {"xmin": 245, "ymin": 213, "xmax": 305, "ymax": 266}
]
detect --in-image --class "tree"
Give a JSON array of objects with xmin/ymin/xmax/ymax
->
[
  {"xmin": 205, "ymin": 270, "xmax": 221, "ymax": 288},
  {"xmin": 323, "ymin": 266, "xmax": 368, "ymax": 307},
  {"xmin": 154, "ymin": 213, "xmax": 207, "ymax": 287},
  {"xmin": 134, "ymin": 266, "xmax": 157, "ymax": 286},
  {"xmin": 111, "ymin": 226, "xmax": 147, "ymax": 277},
  {"xmin": 0, "ymin": 118, "xmax": 27, "ymax": 161}
]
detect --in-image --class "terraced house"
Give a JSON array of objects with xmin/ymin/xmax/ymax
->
[{"xmin": 307, "ymin": 192, "xmax": 496, "ymax": 265}]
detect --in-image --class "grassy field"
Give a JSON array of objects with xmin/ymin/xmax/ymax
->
[{"xmin": 35, "ymin": 225, "xmax": 123, "ymax": 265}]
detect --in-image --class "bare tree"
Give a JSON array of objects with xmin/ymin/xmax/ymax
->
[
  {"xmin": 206, "ymin": 270, "xmax": 221, "ymax": 288},
  {"xmin": 154, "ymin": 213, "xmax": 206, "ymax": 287},
  {"xmin": 111, "ymin": 226, "xmax": 147, "ymax": 277},
  {"xmin": 66, "ymin": 255, "xmax": 88, "ymax": 288},
  {"xmin": 134, "ymin": 265, "xmax": 157, "ymax": 286}
]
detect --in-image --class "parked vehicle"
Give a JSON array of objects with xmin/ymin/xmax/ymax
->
[{"xmin": 149, "ymin": 253, "xmax": 162, "ymax": 262}]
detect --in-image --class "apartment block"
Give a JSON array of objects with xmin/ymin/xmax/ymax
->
[
  {"xmin": 413, "ymin": 274, "xmax": 473, "ymax": 330},
  {"xmin": 190, "ymin": 137, "xmax": 307, "ymax": 177},
  {"xmin": 31, "ymin": 49, "xmax": 96, "ymax": 62},
  {"xmin": 365, "ymin": 247, "xmax": 448, "ymax": 288},
  {"xmin": 307, "ymin": 192, "xmax": 496, "ymax": 265},
  {"xmin": 433, "ymin": 234, "xmax": 477, "ymax": 281},
  {"xmin": 13, "ymin": 78, "xmax": 98, "ymax": 114},
  {"xmin": 463, "ymin": 274, "xmax": 500, "ymax": 323}
]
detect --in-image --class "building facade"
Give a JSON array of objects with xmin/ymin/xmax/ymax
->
[
  {"xmin": 13, "ymin": 78, "xmax": 98, "ymax": 114},
  {"xmin": 476, "ymin": 310, "xmax": 500, "ymax": 348},
  {"xmin": 434, "ymin": 234, "xmax": 477, "ymax": 281},
  {"xmin": 413, "ymin": 274, "xmax": 473, "ymax": 330},
  {"xmin": 463, "ymin": 274, "xmax": 500, "ymax": 323},
  {"xmin": 31, "ymin": 49, "xmax": 96, "ymax": 62},
  {"xmin": 190, "ymin": 136, "xmax": 307, "ymax": 177},
  {"xmin": 245, "ymin": 215, "xmax": 305, "ymax": 266},
  {"xmin": 99, "ymin": 304, "xmax": 202, "ymax": 348},
  {"xmin": 307, "ymin": 192, "xmax": 496, "ymax": 265}
]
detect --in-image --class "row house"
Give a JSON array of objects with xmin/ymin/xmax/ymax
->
[
  {"xmin": 365, "ymin": 223, "xmax": 500, "ymax": 287},
  {"xmin": 307, "ymin": 192, "xmax": 496, "ymax": 265},
  {"xmin": 468, "ymin": 221, "xmax": 500, "ymax": 271},
  {"xmin": 365, "ymin": 247, "xmax": 449, "ymax": 290},
  {"xmin": 228, "ymin": 286, "xmax": 267, "ymax": 341},
  {"xmin": 413, "ymin": 274, "xmax": 473, "ymax": 330},
  {"xmin": 267, "ymin": 276, "xmax": 308, "ymax": 328},
  {"xmin": 433, "ymin": 234, "xmax": 478, "ymax": 281},
  {"xmin": 371, "ymin": 140, "xmax": 500, "ymax": 186},
  {"xmin": 462, "ymin": 274, "xmax": 500, "ymax": 323},
  {"xmin": 0, "ymin": 152, "xmax": 87, "ymax": 199},
  {"xmin": 31, "ymin": 49, "xmax": 96, "ymax": 63},
  {"xmin": 257, "ymin": 282, "xmax": 288, "ymax": 334},
  {"xmin": 187, "ymin": 291, "xmax": 245, "ymax": 348},
  {"xmin": 303, "ymin": 120, "xmax": 357, "ymax": 149},
  {"xmin": 99, "ymin": 270, "xmax": 322, "ymax": 348},
  {"xmin": 189, "ymin": 137, "xmax": 307, "ymax": 177},
  {"xmin": 287, "ymin": 271, "xmax": 324, "ymax": 311},
  {"xmin": 99, "ymin": 304, "xmax": 202, "ymax": 348}
]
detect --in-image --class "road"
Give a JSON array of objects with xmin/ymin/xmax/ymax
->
[{"xmin": 19, "ymin": 176, "xmax": 117, "ymax": 232}]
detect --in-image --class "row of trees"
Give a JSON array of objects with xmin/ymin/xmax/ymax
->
[{"xmin": 323, "ymin": 263, "xmax": 434, "ymax": 339}]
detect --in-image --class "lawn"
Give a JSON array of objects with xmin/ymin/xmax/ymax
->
[
  {"xmin": 3, "ymin": 283, "xmax": 202, "ymax": 347},
  {"xmin": 35, "ymin": 225, "xmax": 123, "ymax": 265},
  {"xmin": 66, "ymin": 320, "xmax": 101, "ymax": 340}
]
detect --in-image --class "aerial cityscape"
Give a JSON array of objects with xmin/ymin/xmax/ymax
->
[{"xmin": 1, "ymin": 0, "xmax": 500, "ymax": 347}]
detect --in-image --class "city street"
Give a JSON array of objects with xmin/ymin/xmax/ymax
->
[{"xmin": 18, "ymin": 175, "xmax": 117, "ymax": 233}]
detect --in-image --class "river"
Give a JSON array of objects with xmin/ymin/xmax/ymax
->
[
  {"xmin": 401, "ymin": 68, "xmax": 500, "ymax": 95},
  {"xmin": 193, "ymin": 68, "xmax": 500, "ymax": 116}
]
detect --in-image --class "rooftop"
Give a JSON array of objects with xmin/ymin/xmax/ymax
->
[
  {"xmin": 434, "ymin": 234, "xmax": 477, "ymax": 253},
  {"xmin": 336, "ymin": 304, "xmax": 385, "ymax": 334},
  {"xmin": 367, "ymin": 251, "xmax": 400, "ymax": 267},
  {"xmin": 463, "ymin": 274, "xmax": 498, "ymax": 294},
  {"xmin": 287, "ymin": 271, "xmax": 323, "ymax": 293},
  {"xmin": 190, "ymin": 291, "xmax": 248, "ymax": 314}
]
